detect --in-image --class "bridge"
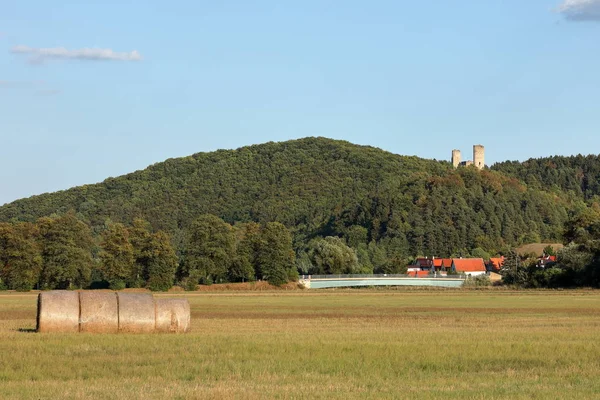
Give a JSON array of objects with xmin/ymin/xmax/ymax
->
[{"xmin": 299, "ymin": 274, "xmax": 466, "ymax": 289}]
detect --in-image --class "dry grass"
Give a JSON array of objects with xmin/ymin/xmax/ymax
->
[
  {"xmin": 1, "ymin": 289, "xmax": 600, "ymax": 399},
  {"xmin": 516, "ymin": 243, "xmax": 564, "ymax": 256}
]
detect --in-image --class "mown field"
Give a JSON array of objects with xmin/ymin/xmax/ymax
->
[{"xmin": 1, "ymin": 290, "xmax": 599, "ymax": 399}]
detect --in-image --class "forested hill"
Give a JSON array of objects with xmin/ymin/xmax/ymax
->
[
  {"xmin": 0, "ymin": 137, "xmax": 580, "ymax": 257},
  {"xmin": 493, "ymin": 154, "xmax": 600, "ymax": 200}
]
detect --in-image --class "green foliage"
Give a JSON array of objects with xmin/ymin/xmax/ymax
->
[
  {"xmin": 4, "ymin": 138, "xmax": 600, "ymax": 289},
  {"xmin": 109, "ymin": 279, "xmax": 126, "ymax": 291},
  {"xmin": 470, "ymin": 247, "xmax": 490, "ymax": 261},
  {"xmin": 258, "ymin": 222, "xmax": 295, "ymax": 286},
  {"xmin": 0, "ymin": 222, "xmax": 42, "ymax": 291},
  {"xmin": 99, "ymin": 223, "xmax": 134, "ymax": 289},
  {"xmin": 306, "ymin": 236, "xmax": 359, "ymax": 275},
  {"xmin": 463, "ymin": 274, "xmax": 492, "ymax": 287},
  {"xmin": 543, "ymin": 245, "xmax": 556, "ymax": 257},
  {"xmin": 127, "ymin": 218, "xmax": 153, "ymax": 287},
  {"xmin": 146, "ymin": 231, "xmax": 178, "ymax": 291},
  {"xmin": 37, "ymin": 212, "xmax": 94, "ymax": 289},
  {"xmin": 500, "ymin": 250, "xmax": 528, "ymax": 286},
  {"xmin": 185, "ymin": 214, "xmax": 235, "ymax": 283},
  {"xmin": 231, "ymin": 222, "xmax": 260, "ymax": 281},
  {"xmin": 0, "ymin": 138, "xmax": 575, "ymax": 262}
]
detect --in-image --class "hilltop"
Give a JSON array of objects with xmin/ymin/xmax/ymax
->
[{"xmin": 0, "ymin": 137, "xmax": 590, "ymax": 257}]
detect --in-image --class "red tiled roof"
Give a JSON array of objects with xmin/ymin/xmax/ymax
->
[
  {"xmin": 452, "ymin": 258, "xmax": 486, "ymax": 272},
  {"xmin": 488, "ymin": 257, "xmax": 505, "ymax": 272},
  {"xmin": 415, "ymin": 258, "xmax": 433, "ymax": 268},
  {"xmin": 433, "ymin": 258, "xmax": 452, "ymax": 268},
  {"xmin": 408, "ymin": 271, "xmax": 431, "ymax": 277}
]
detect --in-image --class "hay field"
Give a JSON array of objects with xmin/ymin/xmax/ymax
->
[{"xmin": 1, "ymin": 290, "xmax": 599, "ymax": 399}]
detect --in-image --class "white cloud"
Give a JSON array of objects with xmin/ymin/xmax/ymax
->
[
  {"xmin": 11, "ymin": 45, "xmax": 143, "ymax": 64},
  {"xmin": 559, "ymin": 0, "xmax": 600, "ymax": 21}
]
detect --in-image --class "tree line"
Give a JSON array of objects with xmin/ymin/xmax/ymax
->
[{"xmin": 0, "ymin": 212, "xmax": 300, "ymax": 291}]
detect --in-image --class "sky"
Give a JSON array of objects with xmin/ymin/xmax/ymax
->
[{"xmin": 1, "ymin": 0, "xmax": 600, "ymax": 205}]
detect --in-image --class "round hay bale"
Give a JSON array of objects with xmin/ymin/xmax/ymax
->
[
  {"xmin": 155, "ymin": 298, "xmax": 191, "ymax": 333},
  {"xmin": 79, "ymin": 291, "xmax": 118, "ymax": 333},
  {"xmin": 37, "ymin": 291, "xmax": 80, "ymax": 333},
  {"xmin": 117, "ymin": 292, "xmax": 156, "ymax": 333}
]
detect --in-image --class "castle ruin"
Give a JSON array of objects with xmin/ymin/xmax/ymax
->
[{"xmin": 452, "ymin": 145, "xmax": 485, "ymax": 170}]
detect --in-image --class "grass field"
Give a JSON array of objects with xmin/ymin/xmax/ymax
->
[{"xmin": 1, "ymin": 289, "xmax": 600, "ymax": 399}]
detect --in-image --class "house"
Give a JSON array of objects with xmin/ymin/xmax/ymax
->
[
  {"xmin": 537, "ymin": 255, "xmax": 557, "ymax": 268},
  {"xmin": 451, "ymin": 258, "xmax": 487, "ymax": 277},
  {"xmin": 409, "ymin": 257, "xmax": 433, "ymax": 272},
  {"xmin": 433, "ymin": 258, "xmax": 453, "ymax": 272},
  {"xmin": 487, "ymin": 257, "xmax": 505, "ymax": 273}
]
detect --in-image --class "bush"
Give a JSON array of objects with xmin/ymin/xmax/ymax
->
[
  {"xmin": 287, "ymin": 267, "xmax": 299, "ymax": 282},
  {"xmin": 463, "ymin": 274, "xmax": 492, "ymax": 287},
  {"xmin": 108, "ymin": 279, "xmax": 126, "ymax": 291}
]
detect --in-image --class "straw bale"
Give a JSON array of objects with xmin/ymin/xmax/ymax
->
[
  {"xmin": 155, "ymin": 298, "xmax": 191, "ymax": 333},
  {"xmin": 37, "ymin": 291, "xmax": 80, "ymax": 333},
  {"xmin": 79, "ymin": 291, "xmax": 119, "ymax": 333},
  {"xmin": 117, "ymin": 292, "xmax": 156, "ymax": 333}
]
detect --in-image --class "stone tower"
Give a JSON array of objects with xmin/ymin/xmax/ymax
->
[
  {"xmin": 451, "ymin": 149, "xmax": 461, "ymax": 168},
  {"xmin": 473, "ymin": 145, "xmax": 485, "ymax": 170}
]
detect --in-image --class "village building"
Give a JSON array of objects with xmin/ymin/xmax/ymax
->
[
  {"xmin": 409, "ymin": 257, "xmax": 488, "ymax": 277},
  {"xmin": 451, "ymin": 258, "xmax": 487, "ymax": 276},
  {"xmin": 537, "ymin": 255, "xmax": 557, "ymax": 268},
  {"xmin": 487, "ymin": 257, "xmax": 505, "ymax": 273}
]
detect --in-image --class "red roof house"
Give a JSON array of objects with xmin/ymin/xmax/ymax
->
[
  {"xmin": 451, "ymin": 258, "xmax": 487, "ymax": 276},
  {"xmin": 488, "ymin": 257, "xmax": 505, "ymax": 272},
  {"xmin": 433, "ymin": 258, "xmax": 453, "ymax": 270}
]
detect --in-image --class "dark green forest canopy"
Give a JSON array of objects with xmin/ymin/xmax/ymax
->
[
  {"xmin": 0, "ymin": 137, "xmax": 594, "ymax": 257},
  {"xmin": 493, "ymin": 154, "xmax": 600, "ymax": 201}
]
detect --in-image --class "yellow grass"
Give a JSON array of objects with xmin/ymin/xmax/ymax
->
[{"xmin": 0, "ymin": 289, "xmax": 599, "ymax": 399}]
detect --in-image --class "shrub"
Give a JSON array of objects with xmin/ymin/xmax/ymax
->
[
  {"xmin": 109, "ymin": 279, "xmax": 126, "ymax": 291},
  {"xmin": 463, "ymin": 275, "xmax": 492, "ymax": 288}
]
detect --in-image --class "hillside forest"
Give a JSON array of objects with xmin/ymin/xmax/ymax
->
[{"xmin": 1, "ymin": 137, "xmax": 600, "ymax": 290}]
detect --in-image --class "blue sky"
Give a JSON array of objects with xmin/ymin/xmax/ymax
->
[{"xmin": 1, "ymin": 0, "xmax": 599, "ymax": 205}]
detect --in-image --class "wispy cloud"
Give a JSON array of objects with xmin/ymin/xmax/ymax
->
[
  {"xmin": 558, "ymin": 0, "xmax": 600, "ymax": 21},
  {"xmin": 11, "ymin": 45, "xmax": 143, "ymax": 64}
]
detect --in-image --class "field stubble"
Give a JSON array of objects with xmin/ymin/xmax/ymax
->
[{"xmin": 0, "ymin": 290, "xmax": 599, "ymax": 399}]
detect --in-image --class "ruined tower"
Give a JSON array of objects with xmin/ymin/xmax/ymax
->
[
  {"xmin": 451, "ymin": 149, "xmax": 461, "ymax": 168},
  {"xmin": 473, "ymin": 145, "xmax": 485, "ymax": 170}
]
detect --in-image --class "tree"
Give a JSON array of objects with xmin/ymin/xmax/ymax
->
[
  {"xmin": 99, "ymin": 223, "xmax": 134, "ymax": 290},
  {"xmin": 230, "ymin": 222, "xmax": 260, "ymax": 282},
  {"xmin": 471, "ymin": 247, "xmax": 491, "ymax": 261},
  {"xmin": 146, "ymin": 231, "xmax": 178, "ymax": 291},
  {"xmin": 0, "ymin": 222, "xmax": 42, "ymax": 291},
  {"xmin": 307, "ymin": 236, "xmax": 359, "ymax": 275},
  {"xmin": 543, "ymin": 245, "xmax": 556, "ymax": 257},
  {"xmin": 185, "ymin": 214, "xmax": 235, "ymax": 283},
  {"xmin": 128, "ymin": 218, "xmax": 153, "ymax": 287},
  {"xmin": 355, "ymin": 244, "xmax": 373, "ymax": 274},
  {"xmin": 258, "ymin": 222, "xmax": 295, "ymax": 286},
  {"xmin": 37, "ymin": 212, "xmax": 94, "ymax": 289},
  {"xmin": 501, "ymin": 250, "xmax": 528, "ymax": 286},
  {"xmin": 345, "ymin": 225, "xmax": 369, "ymax": 248}
]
